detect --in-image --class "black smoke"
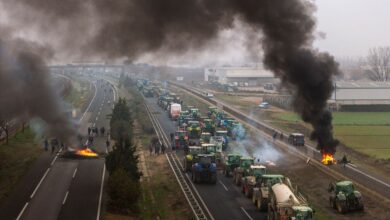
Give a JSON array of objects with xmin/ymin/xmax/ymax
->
[
  {"xmin": 0, "ymin": 37, "xmax": 76, "ymax": 144},
  {"xmin": 3, "ymin": 0, "xmax": 339, "ymax": 153}
]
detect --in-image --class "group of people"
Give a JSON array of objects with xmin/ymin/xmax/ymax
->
[
  {"xmin": 88, "ymin": 126, "xmax": 106, "ymax": 136},
  {"xmin": 272, "ymin": 130, "xmax": 284, "ymax": 141},
  {"xmin": 43, "ymin": 138, "xmax": 65, "ymax": 154},
  {"xmin": 149, "ymin": 137, "xmax": 166, "ymax": 156}
]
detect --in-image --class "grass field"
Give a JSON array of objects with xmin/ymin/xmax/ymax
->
[
  {"xmin": 0, "ymin": 129, "xmax": 42, "ymax": 203},
  {"xmin": 273, "ymin": 112, "xmax": 390, "ymax": 159},
  {"xmin": 64, "ymin": 78, "xmax": 91, "ymax": 109}
]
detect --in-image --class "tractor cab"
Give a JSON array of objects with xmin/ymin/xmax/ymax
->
[
  {"xmin": 248, "ymin": 165, "xmax": 267, "ymax": 179},
  {"xmin": 174, "ymin": 130, "xmax": 189, "ymax": 150},
  {"xmin": 202, "ymin": 119, "xmax": 215, "ymax": 134},
  {"xmin": 187, "ymin": 121, "xmax": 201, "ymax": 139},
  {"xmin": 201, "ymin": 143, "xmax": 217, "ymax": 154},
  {"xmin": 207, "ymin": 106, "xmax": 218, "ymax": 117},
  {"xmin": 291, "ymin": 206, "xmax": 314, "ymax": 220},
  {"xmin": 215, "ymin": 130, "xmax": 228, "ymax": 149},
  {"xmin": 329, "ymin": 180, "xmax": 364, "ymax": 213},
  {"xmin": 240, "ymin": 157, "xmax": 254, "ymax": 170},
  {"xmin": 200, "ymin": 132, "xmax": 211, "ymax": 144},
  {"xmin": 334, "ymin": 181, "xmax": 356, "ymax": 194},
  {"xmin": 190, "ymin": 108, "xmax": 200, "ymax": 119}
]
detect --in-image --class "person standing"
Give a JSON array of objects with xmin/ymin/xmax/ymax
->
[
  {"xmin": 88, "ymin": 127, "xmax": 91, "ymax": 135},
  {"xmin": 155, "ymin": 143, "xmax": 160, "ymax": 155},
  {"xmin": 44, "ymin": 139, "xmax": 49, "ymax": 151},
  {"xmin": 161, "ymin": 143, "xmax": 166, "ymax": 154}
]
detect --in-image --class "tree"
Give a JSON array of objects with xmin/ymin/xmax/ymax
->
[
  {"xmin": 0, "ymin": 119, "xmax": 10, "ymax": 144},
  {"xmin": 365, "ymin": 47, "xmax": 390, "ymax": 81}
]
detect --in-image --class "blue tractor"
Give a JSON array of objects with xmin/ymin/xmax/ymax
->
[{"xmin": 191, "ymin": 154, "xmax": 217, "ymax": 184}]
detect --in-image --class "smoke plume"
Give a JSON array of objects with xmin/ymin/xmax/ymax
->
[
  {"xmin": 0, "ymin": 36, "xmax": 76, "ymax": 144},
  {"xmin": 2, "ymin": 0, "xmax": 339, "ymax": 153}
]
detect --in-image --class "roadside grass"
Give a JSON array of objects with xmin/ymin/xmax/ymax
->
[
  {"xmin": 215, "ymin": 94, "xmax": 256, "ymax": 112},
  {"xmin": 0, "ymin": 129, "xmax": 42, "ymax": 203},
  {"xmin": 64, "ymin": 78, "xmax": 91, "ymax": 109}
]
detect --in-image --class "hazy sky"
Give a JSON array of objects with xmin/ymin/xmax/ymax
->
[{"xmin": 314, "ymin": 0, "xmax": 390, "ymax": 57}]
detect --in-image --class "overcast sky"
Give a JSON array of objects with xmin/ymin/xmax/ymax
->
[{"xmin": 314, "ymin": 0, "xmax": 390, "ymax": 58}]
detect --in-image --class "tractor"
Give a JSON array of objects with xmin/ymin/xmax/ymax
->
[
  {"xmin": 143, "ymin": 87, "xmax": 154, "ymax": 97},
  {"xmin": 241, "ymin": 165, "xmax": 267, "ymax": 198},
  {"xmin": 223, "ymin": 154, "xmax": 241, "ymax": 177},
  {"xmin": 213, "ymin": 111, "xmax": 226, "ymax": 127},
  {"xmin": 173, "ymin": 130, "xmax": 189, "ymax": 150},
  {"xmin": 187, "ymin": 121, "xmax": 201, "ymax": 139},
  {"xmin": 231, "ymin": 122, "xmax": 246, "ymax": 141},
  {"xmin": 189, "ymin": 108, "xmax": 201, "ymax": 119},
  {"xmin": 183, "ymin": 146, "xmax": 202, "ymax": 172},
  {"xmin": 200, "ymin": 132, "xmax": 211, "ymax": 144},
  {"xmin": 252, "ymin": 174, "xmax": 285, "ymax": 211},
  {"xmin": 207, "ymin": 106, "xmax": 218, "ymax": 118},
  {"xmin": 162, "ymin": 97, "xmax": 174, "ymax": 110},
  {"xmin": 191, "ymin": 154, "xmax": 217, "ymax": 184},
  {"xmin": 215, "ymin": 130, "xmax": 228, "ymax": 150},
  {"xmin": 233, "ymin": 157, "xmax": 254, "ymax": 186},
  {"xmin": 177, "ymin": 111, "xmax": 190, "ymax": 126},
  {"xmin": 329, "ymin": 180, "xmax": 364, "ymax": 214},
  {"xmin": 224, "ymin": 119, "xmax": 237, "ymax": 135},
  {"xmin": 202, "ymin": 118, "xmax": 215, "ymax": 135}
]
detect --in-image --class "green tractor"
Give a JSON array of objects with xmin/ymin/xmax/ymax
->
[
  {"xmin": 225, "ymin": 119, "xmax": 237, "ymax": 136},
  {"xmin": 252, "ymin": 174, "xmax": 285, "ymax": 211},
  {"xmin": 233, "ymin": 157, "xmax": 254, "ymax": 186},
  {"xmin": 329, "ymin": 181, "xmax": 364, "ymax": 214},
  {"xmin": 189, "ymin": 108, "xmax": 201, "ymax": 119},
  {"xmin": 187, "ymin": 121, "xmax": 201, "ymax": 139},
  {"xmin": 241, "ymin": 165, "xmax": 267, "ymax": 198},
  {"xmin": 213, "ymin": 111, "xmax": 226, "ymax": 127},
  {"xmin": 207, "ymin": 106, "xmax": 218, "ymax": 118},
  {"xmin": 177, "ymin": 111, "xmax": 190, "ymax": 126},
  {"xmin": 223, "ymin": 154, "xmax": 242, "ymax": 177},
  {"xmin": 202, "ymin": 118, "xmax": 215, "ymax": 134},
  {"xmin": 200, "ymin": 132, "xmax": 211, "ymax": 144},
  {"xmin": 143, "ymin": 87, "xmax": 154, "ymax": 97},
  {"xmin": 183, "ymin": 146, "xmax": 203, "ymax": 172}
]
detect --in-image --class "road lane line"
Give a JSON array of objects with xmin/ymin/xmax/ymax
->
[
  {"xmin": 16, "ymin": 202, "xmax": 29, "ymax": 220},
  {"xmin": 347, "ymin": 165, "xmax": 390, "ymax": 188},
  {"xmin": 50, "ymin": 155, "xmax": 58, "ymax": 166},
  {"xmin": 96, "ymin": 117, "xmax": 98, "ymax": 121},
  {"xmin": 96, "ymin": 164, "xmax": 106, "ymax": 220},
  {"xmin": 30, "ymin": 168, "xmax": 50, "ymax": 199},
  {"xmin": 98, "ymin": 112, "xmax": 100, "ymax": 115},
  {"xmin": 80, "ymin": 82, "xmax": 98, "ymax": 122},
  {"xmin": 73, "ymin": 168, "xmax": 78, "ymax": 179},
  {"xmin": 240, "ymin": 207, "xmax": 253, "ymax": 220},
  {"xmin": 219, "ymin": 180, "xmax": 229, "ymax": 191},
  {"xmin": 62, "ymin": 191, "xmax": 69, "ymax": 205}
]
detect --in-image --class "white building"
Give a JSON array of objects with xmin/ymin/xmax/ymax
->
[{"xmin": 204, "ymin": 66, "xmax": 277, "ymax": 86}]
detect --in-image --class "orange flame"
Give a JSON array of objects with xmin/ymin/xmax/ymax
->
[
  {"xmin": 322, "ymin": 153, "xmax": 336, "ymax": 165},
  {"xmin": 76, "ymin": 148, "xmax": 98, "ymax": 157}
]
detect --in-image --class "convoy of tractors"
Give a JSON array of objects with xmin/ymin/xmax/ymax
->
[{"xmin": 137, "ymin": 79, "xmax": 365, "ymax": 219}]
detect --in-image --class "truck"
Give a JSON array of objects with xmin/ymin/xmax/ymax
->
[
  {"xmin": 223, "ymin": 154, "xmax": 241, "ymax": 177},
  {"xmin": 191, "ymin": 154, "xmax": 217, "ymax": 184},
  {"xmin": 241, "ymin": 165, "xmax": 267, "ymax": 198},
  {"xmin": 268, "ymin": 183, "xmax": 314, "ymax": 220},
  {"xmin": 288, "ymin": 133, "xmax": 305, "ymax": 146},
  {"xmin": 252, "ymin": 174, "xmax": 285, "ymax": 211},
  {"xmin": 169, "ymin": 103, "xmax": 181, "ymax": 120},
  {"xmin": 183, "ymin": 146, "xmax": 202, "ymax": 172},
  {"xmin": 328, "ymin": 180, "xmax": 364, "ymax": 214},
  {"xmin": 233, "ymin": 157, "xmax": 254, "ymax": 186}
]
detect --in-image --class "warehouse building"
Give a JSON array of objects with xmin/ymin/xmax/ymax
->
[{"xmin": 204, "ymin": 66, "xmax": 277, "ymax": 86}]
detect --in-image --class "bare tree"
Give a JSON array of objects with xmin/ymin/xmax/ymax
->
[
  {"xmin": 0, "ymin": 119, "xmax": 10, "ymax": 144},
  {"xmin": 365, "ymin": 47, "xmax": 390, "ymax": 81}
]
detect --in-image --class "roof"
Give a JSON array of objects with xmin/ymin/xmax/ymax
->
[
  {"xmin": 251, "ymin": 165, "xmax": 266, "ymax": 169},
  {"xmin": 336, "ymin": 181, "xmax": 353, "ymax": 187},
  {"xmin": 241, "ymin": 156, "xmax": 254, "ymax": 160},
  {"xmin": 262, "ymin": 174, "xmax": 284, "ymax": 179},
  {"xmin": 225, "ymin": 68, "xmax": 274, "ymax": 78},
  {"xmin": 189, "ymin": 146, "xmax": 202, "ymax": 149},
  {"xmin": 272, "ymin": 183, "xmax": 300, "ymax": 204},
  {"xmin": 201, "ymin": 143, "xmax": 216, "ymax": 147},
  {"xmin": 290, "ymin": 133, "xmax": 304, "ymax": 136},
  {"xmin": 292, "ymin": 206, "xmax": 313, "ymax": 212},
  {"xmin": 216, "ymin": 130, "xmax": 227, "ymax": 133}
]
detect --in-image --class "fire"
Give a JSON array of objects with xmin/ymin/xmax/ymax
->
[
  {"xmin": 75, "ymin": 148, "xmax": 98, "ymax": 157},
  {"xmin": 322, "ymin": 153, "xmax": 336, "ymax": 165}
]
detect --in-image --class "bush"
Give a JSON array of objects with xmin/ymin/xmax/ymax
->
[{"xmin": 108, "ymin": 168, "xmax": 140, "ymax": 213}]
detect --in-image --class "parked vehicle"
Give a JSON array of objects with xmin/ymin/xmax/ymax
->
[
  {"xmin": 288, "ymin": 133, "xmax": 305, "ymax": 146},
  {"xmin": 191, "ymin": 154, "xmax": 217, "ymax": 184},
  {"xmin": 329, "ymin": 181, "xmax": 364, "ymax": 214}
]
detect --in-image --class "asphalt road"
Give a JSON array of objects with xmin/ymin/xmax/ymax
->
[
  {"xmin": 13, "ymin": 77, "xmax": 115, "ymax": 220},
  {"xmin": 144, "ymin": 97, "xmax": 267, "ymax": 220}
]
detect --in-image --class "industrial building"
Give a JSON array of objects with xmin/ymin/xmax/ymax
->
[{"xmin": 204, "ymin": 66, "xmax": 277, "ymax": 86}]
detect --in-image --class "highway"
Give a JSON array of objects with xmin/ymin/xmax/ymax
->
[
  {"xmin": 3, "ymin": 77, "xmax": 116, "ymax": 220},
  {"xmin": 171, "ymin": 82, "xmax": 390, "ymax": 202},
  {"xmin": 143, "ymin": 97, "xmax": 267, "ymax": 220}
]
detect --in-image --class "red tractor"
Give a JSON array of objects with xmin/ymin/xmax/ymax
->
[{"xmin": 173, "ymin": 130, "xmax": 189, "ymax": 151}]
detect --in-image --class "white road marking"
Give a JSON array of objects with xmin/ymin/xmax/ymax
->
[
  {"xmin": 50, "ymin": 155, "xmax": 58, "ymax": 166},
  {"xmin": 96, "ymin": 164, "xmax": 106, "ymax": 220},
  {"xmin": 347, "ymin": 164, "xmax": 390, "ymax": 188},
  {"xmin": 80, "ymin": 82, "xmax": 98, "ymax": 122},
  {"xmin": 240, "ymin": 207, "xmax": 253, "ymax": 220},
  {"xmin": 62, "ymin": 191, "xmax": 69, "ymax": 205},
  {"xmin": 92, "ymin": 123, "xmax": 95, "ymax": 127},
  {"xmin": 73, "ymin": 168, "xmax": 78, "ymax": 179},
  {"xmin": 16, "ymin": 202, "xmax": 29, "ymax": 220},
  {"xmin": 95, "ymin": 117, "xmax": 98, "ymax": 121},
  {"xmin": 98, "ymin": 112, "xmax": 100, "ymax": 115},
  {"xmin": 219, "ymin": 180, "xmax": 229, "ymax": 191},
  {"xmin": 30, "ymin": 168, "xmax": 50, "ymax": 199}
]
